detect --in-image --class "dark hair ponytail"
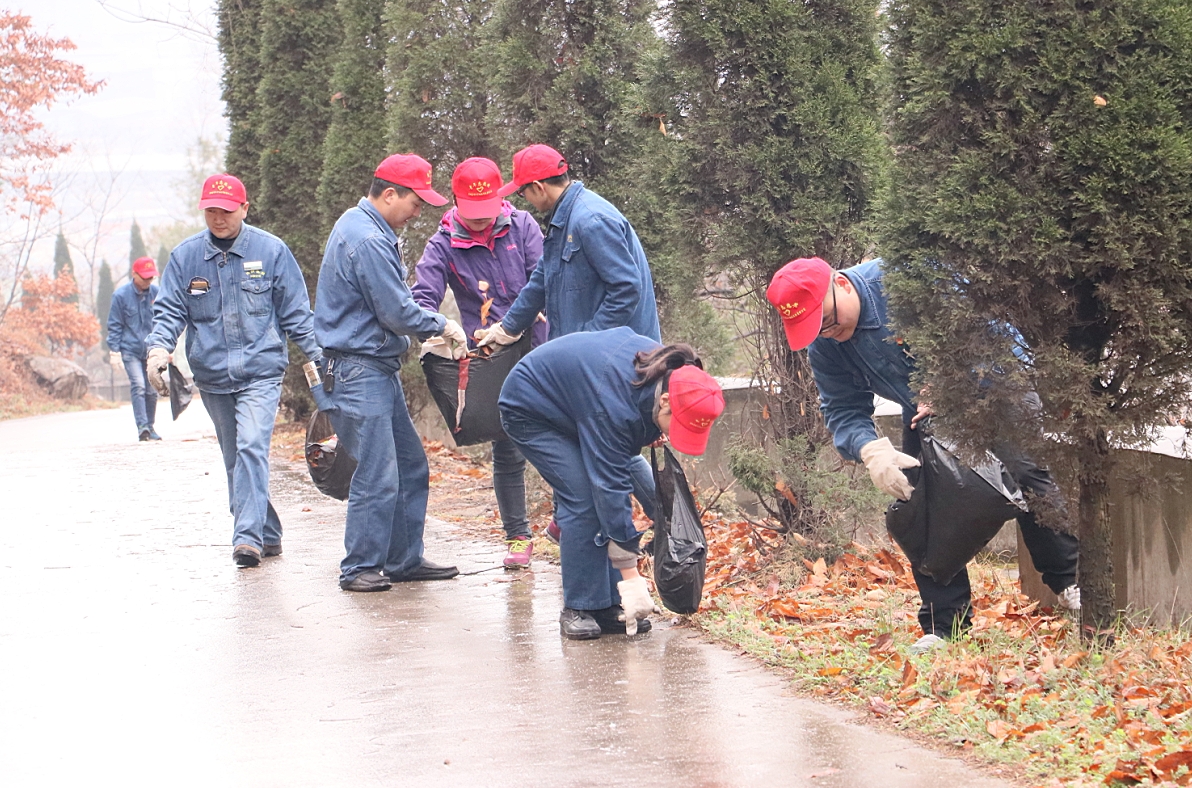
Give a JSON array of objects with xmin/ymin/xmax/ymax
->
[{"xmin": 632, "ymin": 343, "xmax": 703, "ymax": 389}]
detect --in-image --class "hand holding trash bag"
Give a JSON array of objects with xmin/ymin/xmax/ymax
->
[
  {"xmin": 419, "ymin": 335, "xmax": 456, "ymax": 360},
  {"xmin": 439, "ymin": 318, "xmax": 469, "ymax": 359},
  {"xmin": 617, "ymin": 576, "xmax": 659, "ymax": 635},
  {"xmin": 474, "ymin": 320, "xmax": 522, "ymax": 348},
  {"xmin": 147, "ymin": 347, "xmax": 171, "ymax": 397},
  {"xmin": 860, "ymin": 436, "xmax": 920, "ymax": 500}
]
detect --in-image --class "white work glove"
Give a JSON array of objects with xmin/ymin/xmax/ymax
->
[
  {"xmin": 419, "ymin": 335, "xmax": 455, "ymax": 360},
  {"xmin": 146, "ymin": 347, "xmax": 171, "ymax": 397},
  {"xmin": 109, "ymin": 351, "xmax": 122, "ymax": 371},
  {"xmin": 859, "ymin": 436, "xmax": 920, "ymax": 501},
  {"xmin": 473, "ymin": 320, "xmax": 522, "ymax": 349},
  {"xmin": 617, "ymin": 576, "xmax": 660, "ymax": 636},
  {"xmin": 439, "ymin": 318, "xmax": 469, "ymax": 360}
]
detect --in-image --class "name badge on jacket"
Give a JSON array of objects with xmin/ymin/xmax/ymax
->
[{"xmin": 243, "ymin": 260, "xmax": 265, "ymax": 280}]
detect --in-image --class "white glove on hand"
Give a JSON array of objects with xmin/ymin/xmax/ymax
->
[
  {"xmin": 419, "ymin": 336, "xmax": 455, "ymax": 360},
  {"xmin": 146, "ymin": 347, "xmax": 171, "ymax": 397},
  {"xmin": 109, "ymin": 351, "xmax": 122, "ymax": 371},
  {"xmin": 473, "ymin": 321, "xmax": 522, "ymax": 349},
  {"xmin": 617, "ymin": 576, "xmax": 659, "ymax": 635},
  {"xmin": 859, "ymin": 436, "xmax": 920, "ymax": 500},
  {"xmin": 440, "ymin": 318, "xmax": 469, "ymax": 360}
]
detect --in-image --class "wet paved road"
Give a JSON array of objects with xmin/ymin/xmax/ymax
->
[{"xmin": 0, "ymin": 404, "xmax": 1016, "ymax": 787}]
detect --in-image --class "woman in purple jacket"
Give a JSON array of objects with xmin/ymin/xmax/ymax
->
[{"xmin": 413, "ymin": 157, "xmax": 549, "ymax": 569}]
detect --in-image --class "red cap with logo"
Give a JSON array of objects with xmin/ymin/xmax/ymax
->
[
  {"xmin": 766, "ymin": 257, "xmax": 833, "ymax": 351},
  {"xmin": 132, "ymin": 256, "xmax": 158, "ymax": 279},
  {"xmin": 451, "ymin": 157, "xmax": 505, "ymax": 220},
  {"xmin": 374, "ymin": 154, "xmax": 448, "ymax": 207},
  {"xmin": 496, "ymin": 144, "xmax": 569, "ymax": 197},
  {"xmin": 198, "ymin": 174, "xmax": 247, "ymax": 212},
  {"xmin": 667, "ymin": 365, "xmax": 726, "ymax": 456}
]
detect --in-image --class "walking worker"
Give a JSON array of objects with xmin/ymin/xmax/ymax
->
[
  {"xmin": 766, "ymin": 257, "xmax": 1080, "ymax": 653},
  {"xmin": 412, "ymin": 156, "xmax": 548, "ymax": 569},
  {"xmin": 498, "ymin": 327, "xmax": 725, "ymax": 640},
  {"xmin": 145, "ymin": 173, "xmax": 323, "ymax": 568},
  {"xmin": 108, "ymin": 256, "xmax": 161, "ymax": 441},
  {"xmin": 315, "ymin": 153, "xmax": 470, "ymax": 593}
]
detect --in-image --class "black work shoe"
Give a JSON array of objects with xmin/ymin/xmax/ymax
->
[
  {"xmin": 138, "ymin": 429, "xmax": 151, "ymax": 442},
  {"xmin": 340, "ymin": 571, "xmax": 392, "ymax": 592},
  {"xmin": 262, "ymin": 543, "xmax": 282, "ymax": 557},
  {"xmin": 388, "ymin": 559, "xmax": 459, "ymax": 583},
  {"xmin": 232, "ymin": 544, "xmax": 261, "ymax": 567},
  {"xmin": 590, "ymin": 605, "xmax": 653, "ymax": 635},
  {"xmin": 560, "ymin": 608, "xmax": 602, "ymax": 640}
]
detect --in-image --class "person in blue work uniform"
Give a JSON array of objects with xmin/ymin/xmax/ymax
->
[
  {"xmin": 145, "ymin": 173, "xmax": 323, "ymax": 568},
  {"xmin": 499, "ymin": 327, "xmax": 726, "ymax": 640},
  {"xmin": 412, "ymin": 156, "xmax": 548, "ymax": 569},
  {"xmin": 767, "ymin": 257, "xmax": 1081, "ymax": 654},
  {"xmin": 108, "ymin": 256, "xmax": 161, "ymax": 441},
  {"xmin": 315, "ymin": 153, "xmax": 470, "ymax": 593},
  {"xmin": 476, "ymin": 144, "xmax": 661, "ymax": 542}
]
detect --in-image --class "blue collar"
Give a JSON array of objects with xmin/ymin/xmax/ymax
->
[
  {"xmin": 842, "ymin": 263, "xmax": 884, "ymax": 332},
  {"xmin": 358, "ymin": 197, "xmax": 398, "ymax": 245},
  {"xmin": 547, "ymin": 181, "xmax": 584, "ymax": 231},
  {"xmin": 203, "ymin": 225, "xmax": 252, "ymax": 261}
]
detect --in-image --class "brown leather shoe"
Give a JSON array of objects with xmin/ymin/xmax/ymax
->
[
  {"xmin": 263, "ymin": 543, "xmax": 282, "ymax": 557},
  {"xmin": 388, "ymin": 559, "xmax": 459, "ymax": 582},
  {"xmin": 340, "ymin": 571, "xmax": 392, "ymax": 592},
  {"xmin": 232, "ymin": 544, "xmax": 261, "ymax": 567}
]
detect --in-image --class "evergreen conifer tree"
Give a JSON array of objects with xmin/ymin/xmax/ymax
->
[
  {"xmin": 96, "ymin": 259, "xmax": 114, "ymax": 347},
  {"xmin": 882, "ymin": 0, "xmax": 1192, "ymax": 635},
  {"xmin": 156, "ymin": 243, "xmax": 169, "ymax": 274},
  {"xmin": 53, "ymin": 231, "xmax": 78, "ymax": 304},
  {"xmin": 218, "ymin": 0, "xmax": 264, "ymax": 197},
  {"xmin": 128, "ymin": 221, "xmax": 147, "ymax": 280}
]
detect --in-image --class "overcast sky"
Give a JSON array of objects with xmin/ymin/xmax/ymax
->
[{"xmin": 14, "ymin": 0, "xmax": 225, "ymax": 290}]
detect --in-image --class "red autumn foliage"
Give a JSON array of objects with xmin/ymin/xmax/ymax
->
[{"xmin": 1, "ymin": 272, "xmax": 98, "ymax": 356}]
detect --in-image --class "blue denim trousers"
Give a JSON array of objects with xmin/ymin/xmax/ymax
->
[
  {"xmin": 326, "ymin": 359, "xmax": 429, "ymax": 583},
  {"xmin": 200, "ymin": 378, "xmax": 284, "ymax": 550},
  {"xmin": 491, "ymin": 438, "xmax": 531, "ymax": 540},
  {"xmin": 121, "ymin": 354, "xmax": 158, "ymax": 432},
  {"xmin": 501, "ymin": 411, "xmax": 623, "ymax": 611}
]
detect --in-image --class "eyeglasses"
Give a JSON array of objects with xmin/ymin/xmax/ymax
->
[
  {"xmin": 516, "ymin": 181, "xmax": 537, "ymax": 198},
  {"xmin": 819, "ymin": 283, "xmax": 838, "ymax": 335}
]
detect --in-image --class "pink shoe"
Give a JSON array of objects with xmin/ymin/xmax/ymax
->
[
  {"xmin": 545, "ymin": 519, "xmax": 560, "ymax": 546},
  {"xmin": 504, "ymin": 537, "xmax": 534, "ymax": 569}
]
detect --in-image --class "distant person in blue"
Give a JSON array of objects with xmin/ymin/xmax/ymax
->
[
  {"xmin": 145, "ymin": 173, "xmax": 323, "ymax": 569},
  {"xmin": 107, "ymin": 256, "xmax": 160, "ymax": 441},
  {"xmin": 476, "ymin": 144, "xmax": 662, "ymax": 544},
  {"xmin": 499, "ymin": 328, "xmax": 725, "ymax": 640},
  {"xmin": 315, "ymin": 153, "xmax": 469, "ymax": 593},
  {"xmin": 767, "ymin": 257, "xmax": 1080, "ymax": 654}
]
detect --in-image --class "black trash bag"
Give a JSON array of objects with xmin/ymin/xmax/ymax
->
[
  {"xmin": 885, "ymin": 435, "xmax": 1026, "ymax": 585},
  {"xmin": 305, "ymin": 410, "xmax": 356, "ymax": 501},
  {"xmin": 420, "ymin": 333, "xmax": 531, "ymax": 447},
  {"xmin": 167, "ymin": 363, "xmax": 194, "ymax": 421},
  {"xmin": 650, "ymin": 445, "xmax": 708, "ymax": 614}
]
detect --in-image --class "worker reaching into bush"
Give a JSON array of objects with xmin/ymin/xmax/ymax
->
[
  {"xmin": 498, "ymin": 327, "xmax": 725, "ymax": 640},
  {"xmin": 767, "ymin": 257, "xmax": 1080, "ymax": 654}
]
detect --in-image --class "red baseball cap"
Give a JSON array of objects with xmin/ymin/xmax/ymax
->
[
  {"xmin": 496, "ymin": 144, "xmax": 569, "ymax": 197},
  {"xmin": 452, "ymin": 157, "xmax": 505, "ymax": 219},
  {"xmin": 198, "ymin": 174, "xmax": 247, "ymax": 212},
  {"xmin": 374, "ymin": 154, "xmax": 448, "ymax": 206},
  {"xmin": 766, "ymin": 257, "xmax": 833, "ymax": 351},
  {"xmin": 131, "ymin": 256, "xmax": 158, "ymax": 279},
  {"xmin": 667, "ymin": 366, "xmax": 726, "ymax": 456}
]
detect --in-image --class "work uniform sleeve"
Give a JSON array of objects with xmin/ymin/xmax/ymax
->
[
  {"xmin": 354, "ymin": 236, "xmax": 446, "ymax": 340},
  {"xmin": 500, "ymin": 256, "xmax": 547, "ymax": 337},
  {"xmin": 809, "ymin": 342, "xmax": 879, "ymax": 463},
  {"xmin": 411, "ymin": 238, "xmax": 449, "ymax": 313},
  {"xmin": 576, "ymin": 413, "xmax": 642, "ymax": 545},
  {"xmin": 579, "ymin": 214, "xmax": 641, "ymax": 333},
  {"xmin": 106, "ymin": 290, "xmax": 125, "ymax": 353},
  {"xmin": 271, "ymin": 245, "xmax": 321, "ymax": 361},
  {"xmin": 146, "ymin": 255, "xmax": 189, "ymax": 353}
]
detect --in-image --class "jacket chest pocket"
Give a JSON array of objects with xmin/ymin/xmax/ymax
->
[
  {"xmin": 187, "ymin": 291, "xmax": 220, "ymax": 323},
  {"xmin": 560, "ymin": 241, "xmax": 594, "ymax": 292},
  {"xmin": 240, "ymin": 280, "xmax": 273, "ymax": 316}
]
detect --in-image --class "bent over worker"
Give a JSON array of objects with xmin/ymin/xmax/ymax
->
[
  {"xmin": 315, "ymin": 153, "xmax": 469, "ymax": 593},
  {"xmin": 145, "ymin": 173, "xmax": 322, "ymax": 567},
  {"xmin": 767, "ymin": 257, "xmax": 1080, "ymax": 654},
  {"xmin": 498, "ymin": 327, "xmax": 725, "ymax": 640}
]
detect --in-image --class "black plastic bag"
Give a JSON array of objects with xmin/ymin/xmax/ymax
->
[
  {"xmin": 885, "ymin": 435, "xmax": 1026, "ymax": 585},
  {"xmin": 305, "ymin": 410, "xmax": 356, "ymax": 501},
  {"xmin": 651, "ymin": 445, "xmax": 708, "ymax": 614},
  {"xmin": 420, "ymin": 334, "xmax": 531, "ymax": 447},
  {"xmin": 167, "ymin": 363, "xmax": 193, "ymax": 421}
]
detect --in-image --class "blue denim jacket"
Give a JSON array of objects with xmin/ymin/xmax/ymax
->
[
  {"xmin": 107, "ymin": 281, "xmax": 159, "ymax": 358},
  {"xmin": 807, "ymin": 259, "xmax": 918, "ymax": 462},
  {"xmin": 500, "ymin": 182, "xmax": 660, "ymax": 342},
  {"xmin": 499, "ymin": 327, "xmax": 661, "ymax": 544},
  {"xmin": 146, "ymin": 225, "xmax": 320, "ymax": 394},
  {"xmin": 315, "ymin": 198, "xmax": 446, "ymax": 373}
]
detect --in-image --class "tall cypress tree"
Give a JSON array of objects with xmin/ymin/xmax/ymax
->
[
  {"xmin": 96, "ymin": 259, "xmax": 114, "ymax": 347},
  {"xmin": 128, "ymin": 221, "xmax": 147, "ymax": 279},
  {"xmin": 53, "ymin": 231, "xmax": 78, "ymax": 304},
  {"xmin": 883, "ymin": 0, "xmax": 1192, "ymax": 636},
  {"xmin": 155, "ymin": 243, "xmax": 170, "ymax": 274},
  {"xmin": 318, "ymin": 0, "xmax": 389, "ymax": 234},
  {"xmin": 218, "ymin": 0, "xmax": 264, "ymax": 198}
]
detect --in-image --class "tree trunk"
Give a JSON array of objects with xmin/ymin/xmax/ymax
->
[{"xmin": 1077, "ymin": 429, "xmax": 1116, "ymax": 643}]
